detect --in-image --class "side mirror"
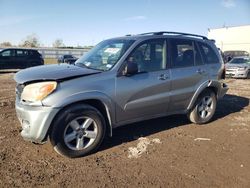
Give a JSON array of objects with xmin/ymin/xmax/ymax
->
[{"xmin": 124, "ymin": 62, "xmax": 138, "ymax": 76}]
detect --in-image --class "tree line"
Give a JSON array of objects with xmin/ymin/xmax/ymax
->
[{"xmin": 0, "ymin": 34, "xmax": 92, "ymax": 49}]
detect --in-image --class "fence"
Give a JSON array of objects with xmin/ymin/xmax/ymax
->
[{"xmin": 0, "ymin": 47, "xmax": 91, "ymax": 59}]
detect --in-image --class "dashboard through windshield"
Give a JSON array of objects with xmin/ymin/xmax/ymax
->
[{"xmin": 75, "ymin": 39, "xmax": 135, "ymax": 71}]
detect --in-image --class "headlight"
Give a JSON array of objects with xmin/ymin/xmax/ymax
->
[{"xmin": 21, "ymin": 81, "xmax": 57, "ymax": 103}]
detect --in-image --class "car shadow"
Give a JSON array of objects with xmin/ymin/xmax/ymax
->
[
  {"xmin": 214, "ymin": 94, "xmax": 249, "ymax": 120},
  {"xmin": 101, "ymin": 114, "xmax": 189, "ymax": 150},
  {"xmin": 0, "ymin": 70, "xmax": 19, "ymax": 74},
  {"xmin": 99, "ymin": 94, "xmax": 249, "ymax": 152}
]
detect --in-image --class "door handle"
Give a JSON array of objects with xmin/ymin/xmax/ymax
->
[
  {"xmin": 196, "ymin": 69, "xmax": 206, "ymax": 74},
  {"xmin": 158, "ymin": 74, "xmax": 169, "ymax": 80}
]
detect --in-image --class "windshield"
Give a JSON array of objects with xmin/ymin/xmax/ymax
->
[
  {"xmin": 75, "ymin": 39, "xmax": 135, "ymax": 71},
  {"xmin": 229, "ymin": 57, "xmax": 250, "ymax": 64}
]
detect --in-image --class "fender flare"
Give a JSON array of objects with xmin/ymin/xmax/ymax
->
[
  {"xmin": 46, "ymin": 91, "xmax": 115, "ymax": 136},
  {"xmin": 187, "ymin": 80, "xmax": 222, "ymax": 111}
]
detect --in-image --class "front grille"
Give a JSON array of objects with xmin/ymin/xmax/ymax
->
[{"xmin": 16, "ymin": 84, "xmax": 24, "ymax": 100}]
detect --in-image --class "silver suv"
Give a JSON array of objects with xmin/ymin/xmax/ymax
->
[
  {"xmin": 225, "ymin": 56, "xmax": 250, "ymax": 78},
  {"xmin": 14, "ymin": 32, "xmax": 228, "ymax": 158}
]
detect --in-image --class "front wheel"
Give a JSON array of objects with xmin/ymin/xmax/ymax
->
[
  {"xmin": 188, "ymin": 89, "xmax": 217, "ymax": 124},
  {"xmin": 49, "ymin": 104, "xmax": 106, "ymax": 158}
]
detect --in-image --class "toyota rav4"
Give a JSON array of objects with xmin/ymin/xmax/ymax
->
[{"xmin": 14, "ymin": 32, "xmax": 228, "ymax": 158}]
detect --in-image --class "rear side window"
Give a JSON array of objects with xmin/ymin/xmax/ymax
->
[
  {"xmin": 16, "ymin": 50, "xmax": 28, "ymax": 57},
  {"xmin": 169, "ymin": 39, "xmax": 195, "ymax": 68},
  {"xmin": 198, "ymin": 43, "xmax": 219, "ymax": 64}
]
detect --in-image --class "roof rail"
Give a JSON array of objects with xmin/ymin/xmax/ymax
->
[{"xmin": 139, "ymin": 31, "xmax": 208, "ymax": 40}]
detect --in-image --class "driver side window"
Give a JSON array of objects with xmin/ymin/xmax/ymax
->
[
  {"xmin": 1, "ymin": 50, "xmax": 14, "ymax": 57},
  {"xmin": 128, "ymin": 39, "xmax": 166, "ymax": 72}
]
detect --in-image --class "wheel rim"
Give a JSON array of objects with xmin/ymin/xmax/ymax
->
[
  {"xmin": 198, "ymin": 95, "xmax": 214, "ymax": 119},
  {"xmin": 63, "ymin": 116, "xmax": 98, "ymax": 151}
]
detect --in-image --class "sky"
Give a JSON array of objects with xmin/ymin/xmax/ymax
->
[{"xmin": 0, "ymin": 0, "xmax": 249, "ymax": 47}]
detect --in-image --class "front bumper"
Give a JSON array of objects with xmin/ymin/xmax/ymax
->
[
  {"xmin": 15, "ymin": 101, "xmax": 60, "ymax": 143},
  {"xmin": 226, "ymin": 69, "xmax": 248, "ymax": 78}
]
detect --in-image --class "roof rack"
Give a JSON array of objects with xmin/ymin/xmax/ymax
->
[{"xmin": 138, "ymin": 31, "xmax": 208, "ymax": 40}]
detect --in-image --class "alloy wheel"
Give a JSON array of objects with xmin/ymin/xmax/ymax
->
[
  {"xmin": 63, "ymin": 116, "xmax": 98, "ymax": 150},
  {"xmin": 197, "ymin": 96, "xmax": 214, "ymax": 119}
]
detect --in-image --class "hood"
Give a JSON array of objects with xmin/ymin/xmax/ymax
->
[
  {"xmin": 226, "ymin": 63, "xmax": 250, "ymax": 68},
  {"xmin": 14, "ymin": 64, "xmax": 101, "ymax": 84}
]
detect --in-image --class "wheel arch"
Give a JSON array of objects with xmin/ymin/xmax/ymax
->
[
  {"xmin": 81, "ymin": 99, "xmax": 113, "ymax": 137},
  {"xmin": 45, "ymin": 96, "xmax": 114, "ymax": 142},
  {"xmin": 187, "ymin": 80, "xmax": 220, "ymax": 111}
]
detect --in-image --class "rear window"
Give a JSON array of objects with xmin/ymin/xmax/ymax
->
[{"xmin": 198, "ymin": 42, "xmax": 219, "ymax": 64}]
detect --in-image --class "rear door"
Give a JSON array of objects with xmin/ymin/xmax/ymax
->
[
  {"xmin": 115, "ymin": 39, "xmax": 171, "ymax": 123},
  {"xmin": 15, "ymin": 49, "xmax": 29, "ymax": 68},
  {"xmin": 169, "ymin": 38, "xmax": 208, "ymax": 112}
]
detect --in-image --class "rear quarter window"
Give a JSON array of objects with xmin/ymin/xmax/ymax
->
[
  {"xmin": 198, "ymin": 42, "xmax": 219, "ymax": 64},
  {"xmin": 29, "ymin": 50, "xmax": 40, "ymax": 57}
]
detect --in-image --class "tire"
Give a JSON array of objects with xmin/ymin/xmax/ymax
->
[
  {"xmin": 49, "ymin": 104, "xmax": 106, "ymax": 158},
  {"xmin": 188, "ymin": 89, "xmax": 217, "ymax": 124}
]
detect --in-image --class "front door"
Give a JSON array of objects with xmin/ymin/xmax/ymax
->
[
  {"xmin": 115, "ymin": 39, "xmax": 171, "ymax": 124},
  {"xmin": 0, "ymin": 49, "xmax": 15, "ymax": 69}
]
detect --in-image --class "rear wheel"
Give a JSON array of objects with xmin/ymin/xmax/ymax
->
[
  {"xmin": 50, "ymin": 104, "xmax": 106, "ymax": 158},
  {"xmin": 188, "ymin": 89, "xmax": 217, "ymax": 124}
]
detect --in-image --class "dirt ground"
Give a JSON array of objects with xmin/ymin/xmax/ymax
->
[{"xmin": 0, "ymin": 73, "xmax": 249, "ymax": 188}]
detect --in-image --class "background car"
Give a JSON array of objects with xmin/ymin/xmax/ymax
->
[
  {"xmin": 57, "ymin": 54, "xmax": 78, "ymax": 64},
  {"xmin": 223, "ymin": 50, "xmax": 249, "ymax": 63},
  {"xmin": 0, "ymin": 48, "xmax": 44, "ymax": 70},
  {"xmin": 225, "ymin": 56, "xmax": 250, "ymax": 78}
]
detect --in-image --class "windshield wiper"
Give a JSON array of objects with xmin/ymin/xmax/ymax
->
[{"xmin": 75, "ymin": 63, "xmax": 104, "ymax": 71}]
